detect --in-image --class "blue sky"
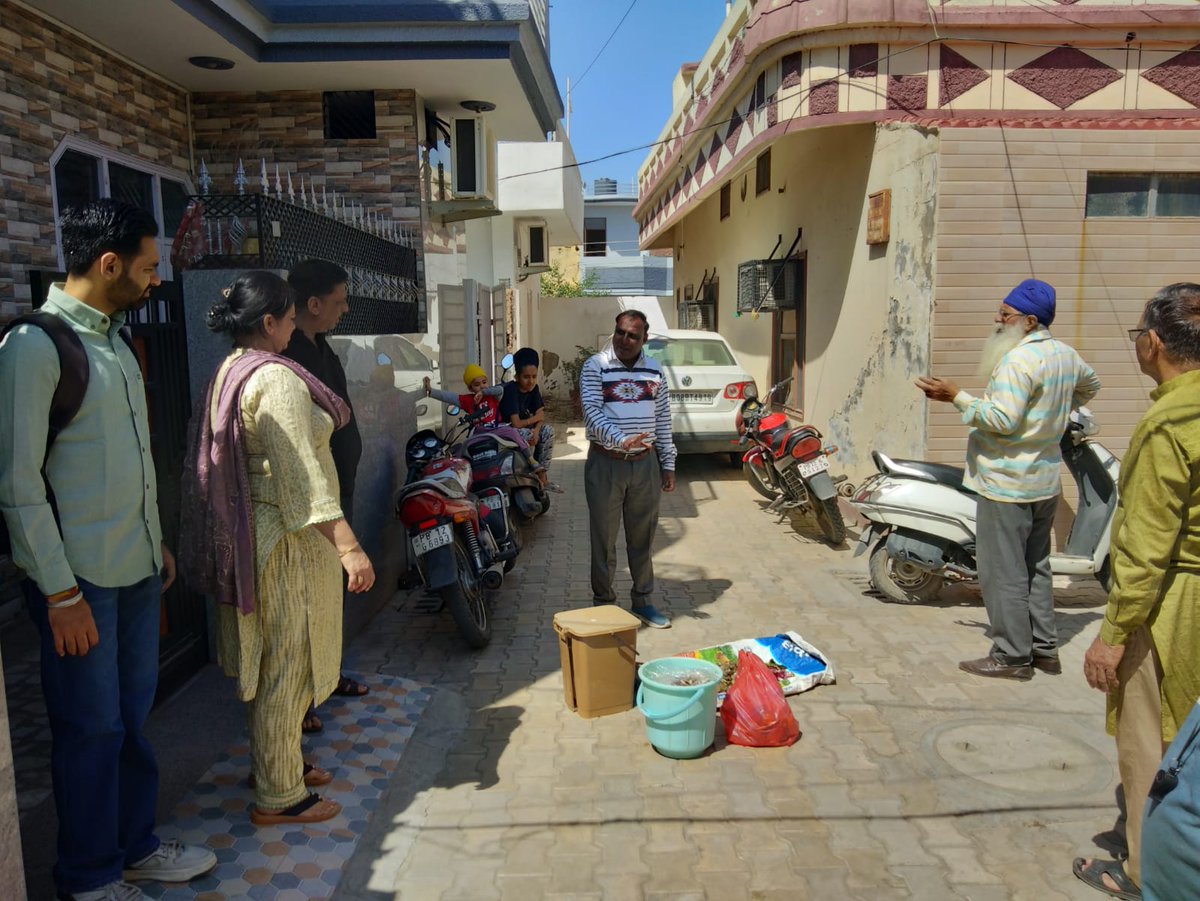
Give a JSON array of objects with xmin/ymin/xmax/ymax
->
[{"xmin": 549, "ymin": 0, "xmax": 728, "ymax": 189}]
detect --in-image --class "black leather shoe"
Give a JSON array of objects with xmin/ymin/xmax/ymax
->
[
  {"xmin": 1032, "ymin": 655, "xmax": 1063, "ymax": 675},
  {"xmin": 959, "ymin": 655, "xmax": 1034, "ymax": 681}
]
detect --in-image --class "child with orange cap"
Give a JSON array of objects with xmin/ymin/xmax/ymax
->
[{"xmin": 423, "ymin": 363, "xmax": 503, "ymax": 426}]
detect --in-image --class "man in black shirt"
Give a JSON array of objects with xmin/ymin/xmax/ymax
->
[{"xmin": 284, "ymin": 260, "xmax": 369, "ymax": 724}]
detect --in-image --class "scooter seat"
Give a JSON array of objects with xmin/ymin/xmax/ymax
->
[{"xmin": 880, "ymin": 454, "xmax": 977, "ymax": 495}]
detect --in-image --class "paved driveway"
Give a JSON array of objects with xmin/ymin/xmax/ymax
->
[{"xmin": 337, "ymin": 425, "xmax": 1121, "ymax": 901}]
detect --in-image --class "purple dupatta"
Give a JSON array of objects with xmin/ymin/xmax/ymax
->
[{"xmin": 179, "ymin": 350, "xmax": 349, "ymax": 615}]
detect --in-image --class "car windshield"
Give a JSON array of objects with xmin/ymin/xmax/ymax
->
[{"xmin": 644, "ymin": 337, "xmax": 736, "ymax": 367}]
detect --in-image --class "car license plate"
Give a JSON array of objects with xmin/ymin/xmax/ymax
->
[
  {"xmin": 481, "ymin": 494, "xmax": 503, "ymax": 511},
  {"xmin": 411, "ymin": 524, "xmax": 452, "ymax": 554},
  {"xmin": 797, "ymin": 456, "xmax": 829, "ymax": 478},
  {"xmin": 671, "ymin": 392, "xmax": 714, "ymax": 405}
]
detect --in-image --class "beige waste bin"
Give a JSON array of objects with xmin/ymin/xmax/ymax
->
[{"xmin": 553, "ymin": 605, "xmax": 640, "ymax": 718}]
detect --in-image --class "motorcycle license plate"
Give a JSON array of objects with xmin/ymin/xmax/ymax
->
[
  {"xmin": 797, "ymin": 456, "xmax": 829, "ymax": 478},
  {"xmin": 412, "ymin": 524, "xmax": 452, "ymax": 554},
  {"xmin": 482, "ymin": 494, "xmax": 504, "ymax": 511}
]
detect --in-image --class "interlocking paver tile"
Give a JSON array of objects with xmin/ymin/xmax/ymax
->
[{"xmin": 8, "ymin": 427, "xmax": 1128, "ymax": 900}]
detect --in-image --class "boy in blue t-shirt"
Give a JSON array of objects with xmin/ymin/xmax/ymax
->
[{"xmin": 500, "ymin": 347, "xmax": 556, "ymax": 488}]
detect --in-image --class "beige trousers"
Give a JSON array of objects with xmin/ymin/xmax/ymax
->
[{"xmin": 1114, "ymin": 625, "xmax": 1168, "ymax": 887}]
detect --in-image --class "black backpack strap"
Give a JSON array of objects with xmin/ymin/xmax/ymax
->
[{"xmin": 0, "ymin": 310, "xmax": 89, "ymax": 439}]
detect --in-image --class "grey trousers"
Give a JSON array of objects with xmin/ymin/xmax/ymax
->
[
  {"xmin": 975, "ymin": 494, "xmax": 1059, "ymax": 664},
  {"xmin": 585, "ymin": 447, "xmax": 661, "ymax": 605}
]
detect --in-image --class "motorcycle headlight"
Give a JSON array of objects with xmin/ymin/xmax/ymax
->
[{"xmin": 500, "ymin": 455, "xmax": 515, "ymax": 475}]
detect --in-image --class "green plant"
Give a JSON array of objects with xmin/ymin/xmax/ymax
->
[
  {"xmin": 560, "ymin": 344, "xmax": 596, "ymax": 395},
  {"xmin": 540, "ymin": 263, "xmax": 604, "ymax": 297}
]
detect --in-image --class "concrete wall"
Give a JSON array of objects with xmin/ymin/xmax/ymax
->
[
  {"xmin": 536, "ymin": 295, "xmax": 676, "ymax": 398},
  {"xmin": 584, "ymin": 198, "xmax": 640, "ymax": 257},
  {"xmin": 0, "ymin": 2, "xmax": 191, "ymax": 313},
  {"xmin": 930, "ymin": 125, "xmax": 1200, "ymax": 468},
  {"xmin": 669, "ymin": 122, "xmax": 939, "ymax": 480}
]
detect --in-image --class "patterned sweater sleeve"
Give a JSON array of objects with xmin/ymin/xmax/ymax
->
[
  {"xmin": 251, "ymin": 366, "xmax": 343, "ymax": 532},
  {"xmin": 654, "ymin": 369, "xmax": 677, "ymax": 471},
  {"xmin": 581, "ymin": 355, "xmax": 623, "ymax": 447}
]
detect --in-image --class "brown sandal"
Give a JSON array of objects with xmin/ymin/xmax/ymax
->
[
  {"xmin": 251, "ymin": 793, "xmax": 341, "ymax": 826},
  {"xmin": 247, "ymin": 763, "xmax": 332, "ymax": 790}
]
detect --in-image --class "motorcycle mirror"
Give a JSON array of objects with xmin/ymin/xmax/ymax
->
[
  {"xmin": 500, "ymin": 353, "xmax": 514, "ymax": 370},
  {"xmin": 447, "ymin": 405, "xmax": 461, "ymax": 416},
  {"xmin": 744, "ymin": 382, "xmax": 758, "ymax": 401}
]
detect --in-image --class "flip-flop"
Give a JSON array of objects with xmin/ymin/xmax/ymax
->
[
  {"xmin": 251, "ymin": 793, "xmax": 341, "ymax": 826},
  {"xmin": 1072, "ymin": 857, "xmax": 1142, "ymax": 900},
  {"xmin": 301, "ymin": 711, "xmax": 323, "ymax": 734},
  {"xmin": 247, "ymin": 763, "xmax": 332, "ymax": 790},
  {"xmin": 332, "ymin": 675, "xmax": 370, "ymax": 697}
]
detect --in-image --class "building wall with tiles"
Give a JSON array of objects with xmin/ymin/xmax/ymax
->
[
  {"xmin": 930, "ymin": 125, "xmax": 1200, "ymax": 529},
  {"xmin": 0, "ymin": 2, "xmax": 191, "ymax": 316}
]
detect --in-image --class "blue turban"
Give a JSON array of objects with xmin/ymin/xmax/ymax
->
[{"xmin": 1004, "ymin": 279, "xmax": 1056, "ymax": 326}]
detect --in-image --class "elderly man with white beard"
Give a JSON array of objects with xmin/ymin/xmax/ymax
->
[{"xmin": 916, "ymin": 279, "xmax": 1102, "ymax": 680}]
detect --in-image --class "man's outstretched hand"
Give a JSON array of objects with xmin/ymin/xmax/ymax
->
[{"xmin": 916, "ymin": 376, "xmax": 960, "ymax": 404}]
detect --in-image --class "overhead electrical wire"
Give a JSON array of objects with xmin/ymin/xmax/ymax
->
[{"xmin": 572, "ymin": 0, "xmax": 641, "ymax": 90}]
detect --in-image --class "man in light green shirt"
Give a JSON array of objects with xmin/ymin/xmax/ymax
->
[
  {"xmin": 1074, "ymin": 283, "xmax": 1200, "ymax": 901},
  {"xmin": 0, "ymin": 200, "xmax": 214, "ymax": 899}
]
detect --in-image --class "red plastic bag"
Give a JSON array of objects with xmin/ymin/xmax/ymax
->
[{"xmin": 720, "ymin": 650, "xmax": 801, "ymax": 747}]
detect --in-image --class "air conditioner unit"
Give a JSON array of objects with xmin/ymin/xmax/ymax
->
[
  {"xmin": 736, "ymin": 258, "xmax": 803, "ymax": 312},
  {"xmin": 450, "ymin": 116, "xmax": 494, "ymax": 199},
  {"xmin": 519, "ymin": 220, "xmax": 550, "ymax": 274}
]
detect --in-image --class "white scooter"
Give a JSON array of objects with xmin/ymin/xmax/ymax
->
[{"xmin": 849, "ymin": 409, "xmax": 1120, "ymax": 603}]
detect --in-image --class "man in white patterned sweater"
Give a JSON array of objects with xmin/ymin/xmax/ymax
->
[{"xmin": 581, "ymin": 310, "xmax": 677, "ymax": 628}]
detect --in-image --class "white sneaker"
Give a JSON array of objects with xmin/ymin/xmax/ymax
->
[
  {"xmin": 123, "ymin": 840, "xmax": 217, "ymax": 883},
  {"xmin": 61, "ymin": 881, "xmax": 144, "ymax": 901}
]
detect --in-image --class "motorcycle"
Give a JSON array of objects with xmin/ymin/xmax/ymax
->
[
  {"xmin": 428, "ymin": 353, "xmax": 551, "ymax": 527},
  {"xmin": 394, "ymin": 406, "xmax": 519, "ymax": 647},
  {"xmin": 738, "ymin": 378, "xmax": 847, "ymax": 545},
  {"xmin": 849, "ymin": 407, "xmax": 1119, "ymax": 604}
]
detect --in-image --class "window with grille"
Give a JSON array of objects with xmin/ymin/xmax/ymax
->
[
  {"xmin": 49, "ymin": 139, "xmax": 192, "ymax": 280},
  {"xmin": 679, "ymin": 278, "xmax": 718, "ymax": 329},
  {"xmin": 1085, "ymin": 172, "xmax": 1200, "ymax": 218}
]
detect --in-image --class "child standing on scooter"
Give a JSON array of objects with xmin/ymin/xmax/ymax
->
[
  {"xmin": 423, "ymin": 364, "xmax": 503, "ymax": 425},
  {"xmin": 500, "ymin": 347, "xmax": 558, "ymax": 489}
]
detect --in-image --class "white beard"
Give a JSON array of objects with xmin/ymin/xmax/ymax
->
[{"xmin": 977, "ymin": 321, "xmax": 1028, "ymax": 379}]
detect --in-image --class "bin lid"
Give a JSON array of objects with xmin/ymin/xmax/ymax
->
[{"xmin": 553, "ymin": 604, "xmax": 641, "ymax": 637}]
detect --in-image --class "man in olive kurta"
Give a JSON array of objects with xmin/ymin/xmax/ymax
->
[{"xmin": 1074, "ymin": 283, "xmax": 1200, "ymax": 900}]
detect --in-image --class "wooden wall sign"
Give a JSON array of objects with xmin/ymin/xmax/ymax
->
[{"xmin": 867, "ymin": 189, "xmax": 891, "ymax": 245}]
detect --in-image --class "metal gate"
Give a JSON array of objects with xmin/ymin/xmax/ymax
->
[{"xmin": 126, "ymin": 281, "xmax": 209, "ymax": 698}]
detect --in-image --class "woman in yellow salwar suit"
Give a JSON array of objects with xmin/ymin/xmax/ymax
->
[{"xmin": 182, "ymin": 271, "xmax": 374, "ymax": 826}]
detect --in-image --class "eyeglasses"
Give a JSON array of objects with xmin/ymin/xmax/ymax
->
[
  {"xmin": 997, "ymin": 309, "xmax": 1026, "ymax": 322},
  {"xmin": 1128, "ymin": 327, "xmax": 1150, "ymax": 342}
]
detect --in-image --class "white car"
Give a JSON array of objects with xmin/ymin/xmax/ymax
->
[{"xmin": 642, "ymin": 329, "xmax": 755, "ymax": 462}]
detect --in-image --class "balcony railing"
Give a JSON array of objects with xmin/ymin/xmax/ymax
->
[{"xmin": 178, "ymin": 193, "xmax": 422, "ymax": 333}]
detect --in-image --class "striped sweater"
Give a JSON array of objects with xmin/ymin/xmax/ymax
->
[
  {"xmin": 953, "ymin": 329, "xmax": 1101, "ymax": 502},
  {"xmin": 581, "ymin": 345, "xmax": 678, "ymax": 471}
]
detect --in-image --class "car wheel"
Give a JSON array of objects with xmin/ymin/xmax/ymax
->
[{"xmin": 728, "ymin": 452, "xmax": 742, "ymax": 468}]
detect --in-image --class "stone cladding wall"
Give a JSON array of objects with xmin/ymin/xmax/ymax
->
[{"xmin": 0, "ymin": 2, "xmax": 191, "ymax": 315}]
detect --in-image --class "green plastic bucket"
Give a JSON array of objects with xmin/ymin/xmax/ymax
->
[{"xmin": 635, "ymin": 657, "xmax": 724, "ymax": 759}]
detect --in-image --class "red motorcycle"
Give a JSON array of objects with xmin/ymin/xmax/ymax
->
[
  {"xmin": 738, "ymin": 378, "xmax": 846, "ymax": 545},
  {"xmin": 394, "ymin": 407, "xmax": 517, "ymax": 648}
]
